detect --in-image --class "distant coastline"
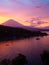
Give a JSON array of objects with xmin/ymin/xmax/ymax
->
[{"xmin": 0, "ymin": 25, "xmax": 48, "ymax": 41}]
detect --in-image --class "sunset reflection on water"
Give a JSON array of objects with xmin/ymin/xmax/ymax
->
[{"xmin": 0, "ymin": 33, "xmax": 49, "ymax": 65}]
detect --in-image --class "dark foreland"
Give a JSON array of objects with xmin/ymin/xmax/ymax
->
[{"xmin": 0, "ymin": 25, "xmax": 48, "ymax": 41}]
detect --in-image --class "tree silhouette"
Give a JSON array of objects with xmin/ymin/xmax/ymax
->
[
  {"xmin": 0, "ymin": 54, "xmax": 28, "ymax": 65},
  {"xmin": 40, "ymin": 50, "xmax": 49, "ymax": 65},
  {"xmin": 0, "ymin": 59, "xmax": 10, "ymax": 65},
  {"xmin": 11, "ymin": 54, "xmax": 28, "ymax": 65}
]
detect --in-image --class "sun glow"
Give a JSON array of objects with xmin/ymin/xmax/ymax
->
[
  {"xmin": 0, "ymin": 17, "xmax": 30, "ymax": 27},
  {"xmin": 0, "ymin": 16, "xmax": 10, "ymax": 24}
]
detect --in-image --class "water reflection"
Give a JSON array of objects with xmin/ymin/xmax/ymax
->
[{"xmin": 0, "ymin": 34, "xmax": 49, "ymax": 65}]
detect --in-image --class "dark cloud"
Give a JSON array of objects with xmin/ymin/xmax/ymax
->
[
  {"xmin": 37, "ymin": 21, "xmax": 48, "ymax": 25},
  {"xmin": 26, "ymin": 17, "xmax": 48, "ymax": 27}
]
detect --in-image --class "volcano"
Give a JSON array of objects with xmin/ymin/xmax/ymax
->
[{"xmin": 2, "ymin": 19, "xmax": 24, "ymax": 27}]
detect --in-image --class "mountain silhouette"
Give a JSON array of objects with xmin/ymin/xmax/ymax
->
[
  {"xmin": 2, "ymin": 19, "xmax": 41, "ymax": 31},
  {"xmin": 2, "ymin": 19, "xmax": 23, "ymax": 27},
  {"xmin": 1, "ymin": 19, "xmax": 34, "ymax": 31},
  {"xmin": 43, "ymin": 26, "xmax": 49, "ymax": 29}
]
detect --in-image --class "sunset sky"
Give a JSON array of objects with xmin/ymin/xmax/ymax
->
[{"xmin": 0, "ymin": 0, "xmax": 49, "ymax": 28}]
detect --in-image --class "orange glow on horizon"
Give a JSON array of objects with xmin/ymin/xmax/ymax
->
[
  {"xmin": 0, "ymin": 16, "xmax": 31, "ymax": 26},
  {"xmin": 0, "ymin": 16, "xmax": 49, "ymax": 28}
]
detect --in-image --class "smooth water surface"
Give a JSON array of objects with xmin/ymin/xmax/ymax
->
[{"xmin": 0, "ymin": 32, "xmax": 49, "ymax": 65}]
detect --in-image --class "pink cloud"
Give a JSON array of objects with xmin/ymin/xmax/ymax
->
[
  {"xmin": 9, "ymin": 0, "xmax": 26, "ymax": 6},
  {"xmin": 9, "ymin": 0, "xmax": 16, "ymax": 2}
]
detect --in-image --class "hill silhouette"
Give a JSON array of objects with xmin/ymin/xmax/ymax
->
[
  {"xmin": 2, "ymin": 19, "xmax": 23, "ymax": 27},
  {"xmin": 0, "ymin": 25, "xmax": 48, "ymax": 41},
  {"xmin": 42, "ymin": 26, "xmax": 49, "ymax": 30},
  {"xmin": 1, "ymin": 19, "xmax": 49, "ymax": 31},
  {"xmin": 2, "ymin": 19, "xmax": 40, "ymax": 31}
]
